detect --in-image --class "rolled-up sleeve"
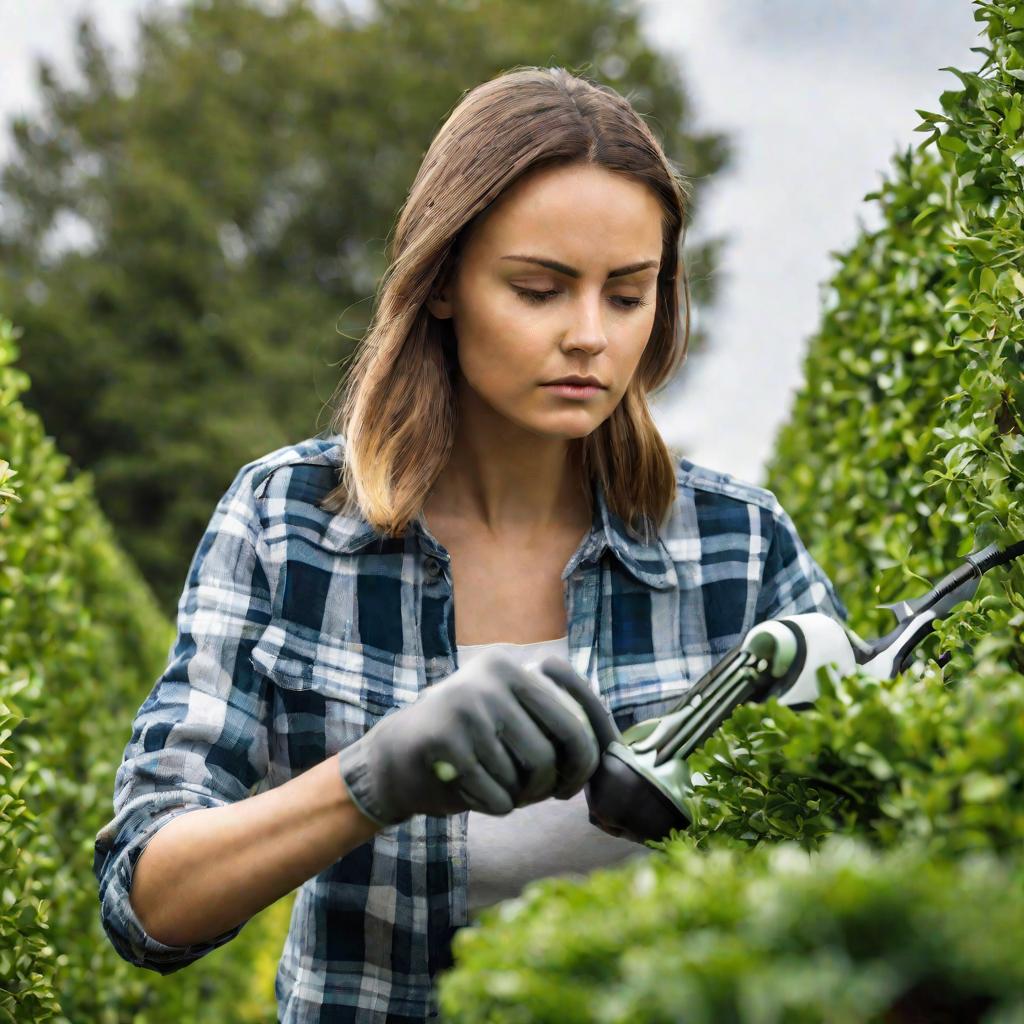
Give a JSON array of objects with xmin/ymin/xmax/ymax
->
[
  {"xmin": 92, "ymin": 462, "xmax": 274, "ymax": 974},
  {"xmin": 755, "ymin": 500, "xmax": 849, "ymax": 624}
]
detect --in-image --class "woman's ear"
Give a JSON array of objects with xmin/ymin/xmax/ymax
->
[{"xmin": 426, "ymin": 284, "xmax": 454, "ymax": 320}]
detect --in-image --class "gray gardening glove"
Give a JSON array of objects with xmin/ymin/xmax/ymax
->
[{"xmin": 337, "ymin": 648, "xmax": 602, "ymax": 828}]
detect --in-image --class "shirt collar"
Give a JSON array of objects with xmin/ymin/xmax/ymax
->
[{"xmin": 316, "ymin": 438, "xmax": 677, "ymax": 592}]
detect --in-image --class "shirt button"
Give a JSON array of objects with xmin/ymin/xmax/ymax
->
[{"xmin": 424, "ymin": 557, "xmax": 442, "ymax": 580}]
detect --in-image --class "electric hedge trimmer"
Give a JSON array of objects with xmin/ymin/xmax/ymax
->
[{"xmin": 572, "ymin": 540, "xmax": 1024, "ymax": 845}]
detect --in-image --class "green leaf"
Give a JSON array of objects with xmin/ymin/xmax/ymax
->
[
  {"xmin": 961, "ymin": 773, "xmax": 1008, "ymax": 803},
  {"xmin": 937, "ymin": 133, "xmax": 967, "ymax": 155}
]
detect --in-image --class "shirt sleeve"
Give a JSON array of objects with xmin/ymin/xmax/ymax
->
[
  {"xmin": 92, "ymin": 462, "xmax": 274, "ymax": 974},
  {"xmin": 755, "ymin": 499, "xmax": 849, "ymax": 624}
]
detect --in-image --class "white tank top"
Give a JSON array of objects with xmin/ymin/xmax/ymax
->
[{"xmin": 456, "ymin": 635, "xmax": 655, "ymax": 922}]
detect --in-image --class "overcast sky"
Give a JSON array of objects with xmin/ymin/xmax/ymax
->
[{"xmin": 0, "ymin": 0, "xmax": 982, "ymax": 487}]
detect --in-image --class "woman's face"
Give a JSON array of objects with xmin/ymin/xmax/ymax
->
[{"xmin": 426, "ymin": 162, "xmax": 664, "ymax": 441}]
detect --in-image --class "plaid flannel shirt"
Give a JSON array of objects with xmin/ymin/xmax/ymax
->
[{"xmin": 93, "ymin": 431, "xmax": 850, "ymax": 1022}]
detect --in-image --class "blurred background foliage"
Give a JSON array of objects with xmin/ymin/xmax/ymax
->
[{"xmin": 0, "ymin": 0, "xmax": 730, "ymax": 615}]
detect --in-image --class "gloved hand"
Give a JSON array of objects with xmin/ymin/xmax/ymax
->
[
  {"xmin": 530, "ymin": 655, "xmax": 622, "ymax": 753},
  {"xmin": 337, "ymin": 648, "xmax": 605, "ymax": 828},
  {"xmin": 530, "ymin": 656, "xmax": 629, "ymax": 839}
]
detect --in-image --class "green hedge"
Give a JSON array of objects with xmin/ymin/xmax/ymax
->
[
  {"xmin": 677, "ymin": 0, "xmax": 1023, "ymax": 857},
  {"xmin": 437, "ymin": 1, "xmax": 1024, "ymax": 1019},
  {"xmin": 441, "ymin": 835, "xmax": 1024, "ymax": 1023},
  {"xmin": 0, "ymin": 315, "xmax": 290, "ymax": 1021}
]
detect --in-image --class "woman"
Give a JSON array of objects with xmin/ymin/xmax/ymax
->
[{"xmin": 93, "ymin": 66, "xmax": 849, "ymax": 1022}]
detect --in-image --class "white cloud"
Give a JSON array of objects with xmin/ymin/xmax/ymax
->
[{"xmin": 642, "ymin": 0, "xmax": 981, "ymax": 485}]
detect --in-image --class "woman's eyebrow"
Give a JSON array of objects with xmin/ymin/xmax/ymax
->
[{"xmin": 500, "ymin": 254, "xmax": 659, "ymax": 279}]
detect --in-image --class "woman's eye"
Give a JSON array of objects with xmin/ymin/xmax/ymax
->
[
  {"xmin": 514, "ymin": 287, "xmax": 560, "ymax": 304},
  {"xmin": 513, "ymin": 287, "xmax": 646, "ymax": 310}
]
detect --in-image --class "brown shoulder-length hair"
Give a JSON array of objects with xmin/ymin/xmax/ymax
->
[{"xmin": 318, "ymin": 65, "xmax": 692, "ymax": 545}]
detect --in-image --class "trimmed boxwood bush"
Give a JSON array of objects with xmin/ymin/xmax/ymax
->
[
  {"xmin": 437, "ymin": 1, "xmax": 1024, "ymax": 1019},
  {"xmin": 0, "ymin": 315, "xmax": 292, "ymax": 1022},
  {"xmin": 674, "ymin": 0, "xmax": 1024, "ymax": 860},
  {"xmin": 440, "ymin": 835, "xmax": 1024, "ymax": 1024}
]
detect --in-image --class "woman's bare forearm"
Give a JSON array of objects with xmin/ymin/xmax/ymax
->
[{"xmin": 129, "ymin": 753, "xmax": 381, "ymax": 947}]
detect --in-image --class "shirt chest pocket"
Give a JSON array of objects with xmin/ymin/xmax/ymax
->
[{"xmin": 249, "ymin": 620, "xmax": 415, "ymax": 775}]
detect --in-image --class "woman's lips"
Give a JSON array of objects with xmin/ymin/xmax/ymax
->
[{"xmin": 542, "ymin": 383, "xmax": 603, "ymax": 399}]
